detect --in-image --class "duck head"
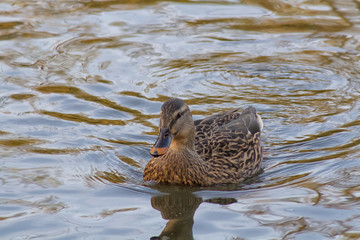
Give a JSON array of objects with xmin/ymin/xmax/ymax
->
[{"xmin": 150, "ymin": 98, "xmax": 195, "ymax": 157}]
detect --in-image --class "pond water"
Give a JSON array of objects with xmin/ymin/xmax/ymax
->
[{"xmin": 1, "ymin": 0, "xmax": 360, "ymax": 239}]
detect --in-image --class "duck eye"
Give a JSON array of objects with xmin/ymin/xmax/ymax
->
[{"xmin": 177, "ymin": 112, "xmax": 182, "ymax": 119}]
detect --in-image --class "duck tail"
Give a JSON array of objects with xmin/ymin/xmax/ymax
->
[{"xmin": 256, "ymin": 113, "xmax": 263, "ymax": 132}]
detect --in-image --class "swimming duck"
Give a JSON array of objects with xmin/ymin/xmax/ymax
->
[{"xmin": 143, "ymin": 98, "xmax": 263, "ymax": 186}]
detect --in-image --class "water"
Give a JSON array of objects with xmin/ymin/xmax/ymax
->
[{"xmin": 0, "ymin": 0, "xmax": 360, "ymax": 239}]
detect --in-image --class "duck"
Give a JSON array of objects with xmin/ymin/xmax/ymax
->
[{"xmin": 143, "ymin": 98, "xmax": 263, "ymax": 186}]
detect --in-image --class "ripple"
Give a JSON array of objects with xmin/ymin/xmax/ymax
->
[{"xmin": 1, "ymin": 0, "xmax": 360, "ymax": 239}]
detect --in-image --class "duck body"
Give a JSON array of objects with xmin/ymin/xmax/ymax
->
[{"xmin": 143, "ymin": 98, "xmax": 263, "ymax": 186}]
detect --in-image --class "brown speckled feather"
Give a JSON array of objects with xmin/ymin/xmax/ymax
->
[
  {"xmin": 194, "ymin": 107, "xmax": 262, "ymax": 182},
  {"xmin": 143, "ymin": 98, "xmax": 263, "ymax": 186}
]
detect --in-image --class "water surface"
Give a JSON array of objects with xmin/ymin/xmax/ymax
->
[{"xmin": 0, "ymin": 0, "xmax": 360, "ymax": 239}]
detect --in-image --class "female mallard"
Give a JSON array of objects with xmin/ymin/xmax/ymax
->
[{"xmin": 143, "ymin": 98, "xmax": 263, "ymax": 186}]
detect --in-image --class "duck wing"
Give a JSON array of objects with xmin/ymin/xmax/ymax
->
[{"xmin": 194, "ymin": 106, "xmax": 262, "ymax": 164}]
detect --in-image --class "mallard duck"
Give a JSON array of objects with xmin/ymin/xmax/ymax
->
[{"xmin": 143, "ymin": 98, "xmax": 263, "ymax": 186}]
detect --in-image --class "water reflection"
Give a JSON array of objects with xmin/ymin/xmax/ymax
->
[
  {"xmin": 1, "ymin": 0, "xmax": 360, "ymax": 239},
  {"xmin": 149, "ymin": 186, "xmax": 238, "ymax": 240},
  {"xmin": 150, "ymin": 188, "xmax": 201, "ymax": 240}
]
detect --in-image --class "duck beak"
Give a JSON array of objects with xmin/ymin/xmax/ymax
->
[{"xmin": 150, "ymin": 128, "xmax": 172, "ymax": 157}]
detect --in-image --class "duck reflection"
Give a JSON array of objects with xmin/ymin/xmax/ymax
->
[
  {"xmin": 83, "ymin": 168, "xmax": 240, "ymax": 239},
  {"xmin": 149, "ymin": 186, "xmax": 236, "ymax": 240}
]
